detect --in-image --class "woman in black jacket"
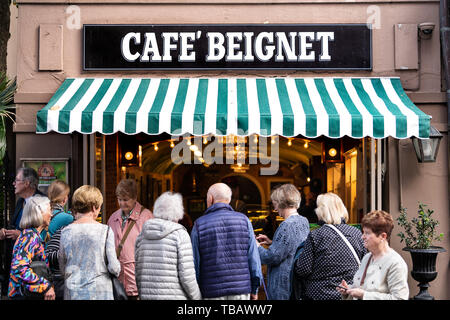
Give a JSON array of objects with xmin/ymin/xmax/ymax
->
[{"xmin": 294, "ymin": 192, "xmax": 366, "ymax": 300}]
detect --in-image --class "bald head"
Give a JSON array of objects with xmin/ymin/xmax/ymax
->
[{"xmin": 207, "ymin": 183, "xmax": 232, "ymax": 207}]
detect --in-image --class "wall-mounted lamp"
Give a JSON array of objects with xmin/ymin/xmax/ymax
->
[
  {"xmin": 119, "ymin": 135, "xmax": 139, "ymax": 167},
  {"xmin": 120, "ymin": 146, "xmax": 138, "ymax": 167},
  {"xmin": 411, "ymin": 126, "xmax": 442, "ymax": 163},
  {"xmin": 124, "ymin": 152, "xmax": 134, "ymax": 161},
  {"xmin": 322, "ymin": 139, "xmax": 343, "ymax": 162}
]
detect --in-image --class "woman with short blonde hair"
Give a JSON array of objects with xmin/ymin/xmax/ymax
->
[
  {"xmin": 294, "ymin": 192, "xmax": 366, "ymax": 300},
  {"xmin": 59, "ymin": 185, "xmax": 120, "ymax": 300},
  {"xmin": 315, "ymin": 192, "xmax": 349, "ymax": 225},
  {"xmin": 71, "ymin": 184, "xmax": 103, "ymax": 214}
]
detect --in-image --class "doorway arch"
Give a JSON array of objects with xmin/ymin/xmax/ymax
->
[{"xmin": 221, "ymin": 173, "xmax": 265, "ymax": 206}]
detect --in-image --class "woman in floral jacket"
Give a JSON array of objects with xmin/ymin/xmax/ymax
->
[{"xmin": 8, "ymin": 196, "xmax": 55, "ymax": 300}]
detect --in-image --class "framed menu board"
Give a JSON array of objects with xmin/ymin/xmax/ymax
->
[{"xmin": 21, "ymin": 158, "xmax": 69, "ymax": 195}]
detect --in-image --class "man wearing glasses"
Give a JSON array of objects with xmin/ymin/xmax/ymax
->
[{"xmin": 0, "ymin": 167, "xmax": 44, "ymax": 294}]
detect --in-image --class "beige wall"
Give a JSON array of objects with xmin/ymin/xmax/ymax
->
[
  {"xmin": 7, "ymin": 3, "xmax": 18, "ymax": 79},
  {"xmin": 387, "ymin": 130, "xmax": 449, "ymax": 300},
  {"xmin": 13, "ymin": 0, "xmax": 449, "ymax": 299}
]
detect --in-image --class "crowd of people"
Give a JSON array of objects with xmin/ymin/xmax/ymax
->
[{"xmin": 0, "ymin": 167, "xmax": 410, "ymax": 300}]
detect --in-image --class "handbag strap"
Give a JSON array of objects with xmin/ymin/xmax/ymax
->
[
  {"xmin": 360, "ymin": 253, "xmax": 372, "ymax": 286},
  {"xmin": 116, "ymin": 206, "xmax": 146, "ymax": 258},
  {"xmin": 325, "ymin": 224, "xmax": 361, "ymax": 266},
  {"xmin": 116, "ymin": 219, "xmax": 136, "ymax": 258},
  {"xmin": 104, "ymin": 226, "xmax": 109, "ymax": 267}
]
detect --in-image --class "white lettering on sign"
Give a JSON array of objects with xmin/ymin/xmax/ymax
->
[
  {"xmin": 206, "ymin": 32, "xmax": 226, "ymax": 62},
  {"xmin": 121, "ymin": 32, "xmax": 141, "ymax": 62},
  {"xmin": 121, "ymin": 31, "xmax": 335, "ymax": 63},
  {"xmin": 141, "ymin": 33, "xmax": 161, "ymax": 62},
  {"xmin": 317, "ymin": 32, "xmax": 334, "ymax": 61}
]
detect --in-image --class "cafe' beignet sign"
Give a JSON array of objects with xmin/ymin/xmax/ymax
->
[{"xmin": 83, "ymin": 24, "xmax": 372, "ymax": 70}]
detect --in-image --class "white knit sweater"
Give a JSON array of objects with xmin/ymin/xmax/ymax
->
[{"xmin": 344, "ymin": 249, "xmax": 409, "ymax": 300}]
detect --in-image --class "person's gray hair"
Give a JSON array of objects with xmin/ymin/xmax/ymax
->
[
  {"xmin": 270, "ymin": 184, "xmax": 301, "ymax": 209},
  {"xmin": 153, "ymin": 192, "xmax": 184, "ymax": 222},
  {"xmin": 20, "ymin": 195, "xmax": 50, "ymax": 229},
  {"xmin": 18, "ymin": 167, "xmax": 39, "ymax": 190}
]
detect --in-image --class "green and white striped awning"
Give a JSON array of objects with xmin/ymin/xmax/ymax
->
[{"xmin": 36, "ymin": 77, "xmax": 431, "ymax": 139}]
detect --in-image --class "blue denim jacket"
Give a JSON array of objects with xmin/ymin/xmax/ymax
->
[{"xmin": 258, "ymin": 214, "xmax": 310, "ymax": 300}]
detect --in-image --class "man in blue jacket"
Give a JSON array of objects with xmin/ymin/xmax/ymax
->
[{"xmin": 191, "ymin": 183, "xmax": 262, "ymax": 300}]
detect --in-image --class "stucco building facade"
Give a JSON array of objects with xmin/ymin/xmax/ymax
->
[{"xmin": 11, "ymin": 0, "xmax": 449, "ymax": 299}]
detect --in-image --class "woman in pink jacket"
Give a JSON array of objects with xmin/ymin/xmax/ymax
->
[{"xmin": 107, "ymin": 179, "xmax": 153, "ymax": 299}]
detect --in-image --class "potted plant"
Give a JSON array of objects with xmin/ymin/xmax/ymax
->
[{"xmin": 397, "ymin": 202, "xmax": 445, "ymax": 300}]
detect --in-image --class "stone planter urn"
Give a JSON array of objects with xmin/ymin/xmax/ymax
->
[{"xmin": 403, "ymin": 246, "xmax": 446, "ymax": 300}]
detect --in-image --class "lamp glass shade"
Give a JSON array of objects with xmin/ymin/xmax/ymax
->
[{"xmin": 411, "ymin": 126, "xmax": 442, "ymax": 163}]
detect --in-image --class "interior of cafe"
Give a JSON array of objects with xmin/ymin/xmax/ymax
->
[{"xmin": 102, "ymin": 132, "xmax": 371, "ymax": 232}]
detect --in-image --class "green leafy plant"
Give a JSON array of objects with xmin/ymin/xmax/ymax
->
[
  {"xmin": 0, "ymin": 73, "xmax": 16, "ymax": 229},
  {"xmin": 0, "ymin": 72, "xmax": 16, "ymax": 161},
  {"xmin": 397, "ymin": 202, "xmax": 444, "ymax": 249}
]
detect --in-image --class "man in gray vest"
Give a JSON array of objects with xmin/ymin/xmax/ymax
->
[{"xmin": 191, "ymin": 183, "xmax": 262, "ymax": 300}]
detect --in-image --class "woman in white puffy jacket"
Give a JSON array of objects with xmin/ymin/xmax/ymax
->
[{"xmin": 134, "ymin": 192, "xmax": 201, "ymax": 300}]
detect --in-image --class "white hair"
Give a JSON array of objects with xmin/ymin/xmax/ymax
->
[
  {"xmin": 208, "ymin": 183, "xmax": 232, "ymax": 203},
  {"xmin": 153, "ymin": 192, "xmax": 184, "ymax": 222},
  {"xmin": 20, "ymin": 195, "xmax": 50, "ymax": 229}
]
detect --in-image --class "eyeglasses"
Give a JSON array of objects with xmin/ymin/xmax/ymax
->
[{"xmin": 13, "ymin": 178, "xmax": 25, "ymax": 183}]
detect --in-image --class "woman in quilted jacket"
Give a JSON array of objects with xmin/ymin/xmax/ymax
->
[{"xmin": 134, "ymin": 192, "xmax": 201, "ymax": 300}]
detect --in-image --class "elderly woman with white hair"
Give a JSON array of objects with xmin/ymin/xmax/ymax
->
[
  {"xmin": 7, "ymin": 195, "xmax": 55, "ymax": 300},
  {"xmin": 294, "ymin": 192, "xmax": 366, "ymax": 300},
  {"xmin": 134, "ymin": 191, "xmax": 201, "ymax": 300}
]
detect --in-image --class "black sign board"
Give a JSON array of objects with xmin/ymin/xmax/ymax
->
[{"xmin": 83, "ymin": 24, "xmax": 372, "ymax": 70}]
